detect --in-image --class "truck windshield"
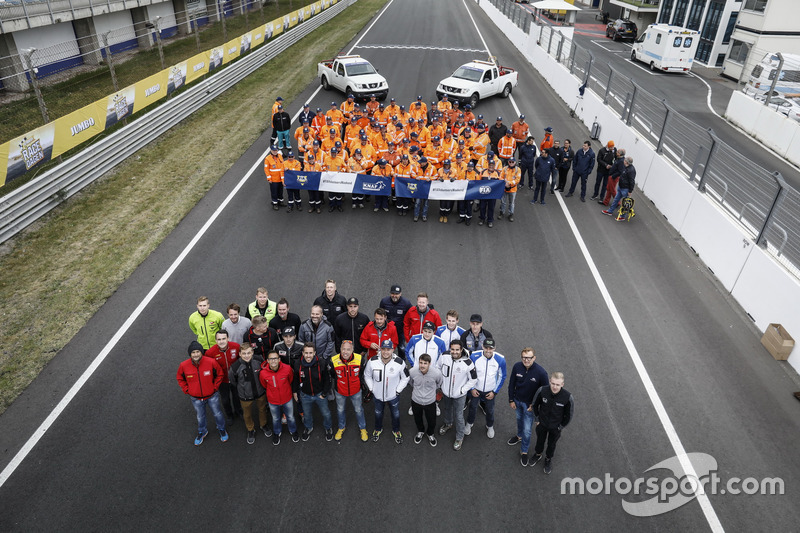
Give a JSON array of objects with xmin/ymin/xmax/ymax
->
[
  {"xmin": 346, "ymin": 63, "xmax": 377, "ymax": 76},
  {"xmin": 452, "ymin": 66, "xmax": 483, "ymax": 82}
]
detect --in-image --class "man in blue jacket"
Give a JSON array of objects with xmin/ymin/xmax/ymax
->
[
  {"xmin": 518, "ymin": 136, "xmax": 538, "ymax": 189},
  {"xmin": 507, "ymin": 348, "xmax": 548, "ymax": 466},
  {"xmin": 565, "ymin": 140, "xmax": 595, "ymax": 202},
  {"xmin": 532, "ymin": 149, "xmax": 556, "ymax": 206}
]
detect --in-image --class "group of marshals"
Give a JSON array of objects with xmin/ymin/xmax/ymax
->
[
  {"xmin": 179, "ymin": 290, "xmax": 576, "ymax": 474},
  {"xmin": 264, "ymin": 94, "xmax": 538, "ymax": 228}
]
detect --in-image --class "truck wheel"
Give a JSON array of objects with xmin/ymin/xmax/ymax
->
[
  {"xmin": 345, "ymin": 86, "xmax": 352, "ymax": 97},
  {"xmin": 469, "ymin": 93, "xmax": 479, "ymax": 108},
  {"xmin": 501, "ymin": 84, "xmax": 512, "ymax": 98},
  {"xmin": 630, "ymin": 50, "xmax": 636, "ymax": 61},
  {"xmin": 321, "ymin": 75, "xmax": 330, "ymax": 90},
  {"xmin": 649, "ymin": 61, "xmax": 656, "ymax": 71}
]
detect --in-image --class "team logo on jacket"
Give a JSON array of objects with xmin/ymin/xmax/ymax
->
[{"xmin": 203, "ymin": 370, "xmax": 211, "ymax": 376}]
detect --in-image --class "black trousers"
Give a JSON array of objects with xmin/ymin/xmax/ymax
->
[
  {"xmin": 412, "ymin": 400, "xmax": 437, "ymax": 436},
  {"xmin": 557, "ymin": 167, "xmax": 570, "ymax": 190},
  {"xmin": 534, "ymin": 424, "xmax": 561, "ymax": 459},
  {"xmin": 218, "ymin": 382, "xmax": 242, "ymax": 419}
]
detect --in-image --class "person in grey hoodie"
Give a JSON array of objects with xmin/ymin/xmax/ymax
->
[
  {"xmin": 409, "ymin": 353, "xmax": 443, "ymax": 446},
  {"xmin": 228, "ymin": 342, "xmax": 271, "ymax": 444}
]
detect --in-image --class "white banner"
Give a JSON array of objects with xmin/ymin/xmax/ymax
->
[
  {"xmin": 428, "ymin": 180, "xmax": 469, "ymax": 200},
  {"xmin": 319, "ymin": 171, "xmax": 357, "ymax": 193}
]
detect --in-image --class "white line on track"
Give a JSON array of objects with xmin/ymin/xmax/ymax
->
[
  {"xmin": 356, "ymin": 44, "xmax": 485, "ymax": 53},
  {"xmin": 552, "ymin": 180, "xmax": 724, "ymax": 532},
  {"xmin": 0, "ymin": 0, "xmax": 403, "ymax": 489},
  {"xmin": 689, "ymin": 72, "xmax": 722, "ymax": 119},
  {"xmin": 462, "ymin": 0, "xmax": 723, "ymax": 529}
]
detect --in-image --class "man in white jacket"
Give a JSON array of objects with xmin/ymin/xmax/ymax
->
[
  {"xmin": 437, "ymin": 339, "xmax": 478, "ymax": 451},
  {"xmin": 364, "ymin": 339, "xmax": 410, "ymax": 444}
]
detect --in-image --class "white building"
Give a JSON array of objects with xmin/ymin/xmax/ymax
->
[
  {"xmin": 721, "ymin": 0, "xmax": 800, "ymax": 82},
  {"xmin": 656, "ymin": 0, "xmax": 740, "ymax": 67}
]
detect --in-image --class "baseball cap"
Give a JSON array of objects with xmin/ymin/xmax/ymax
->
[
  {"xmin": 303, "ymin": 103, "xmax": 309, "ymax": 108},
  {"xmin": 277, "ymin": 104, "xmax": 283, "ymax": 109},
  {"xmin": 270, "ymin": 145, "xmax": 279, "ymax": 151},
  {"xmin": 418, "ymin": 156, "xmax": 427, "ymax": 163},
  {"xmin": 496, "ymin": 116, "xmax": 503, "ymax": 121},
  {"xmin": 545, "ymin": 126, "xmax": 553, "ymax": 132},
  {"xmin": 347, "ymin": 297, "xmax": 359, "ymax": 305},
  {"xmin": 287, "ymin": 151, "xmax": 294, "ymax": 157},
  {"xmin": 283, "ymin": 326, "xmax": 296, "ymax": 336},
  {"xmin": 390, "ymin": 97, "xmax": 396, "ymax": 102},
  {"xmin": 469, "ymin": 314, "xmax": 483, "ymax": 323},
  {"xmin": 348, "ymin": 93, "xmax": 354, "ymax": 98},
  {"xmin": 276, "ymin": 96, "xmax": 283, "ymax": 101},
  {"xmin": 390, "ymin": 285, "xmax": 401, "ymax": 293},
  {"xmin": 519, "ymin": 114, "xmax": 525, "ymax": 119},
  {"xmin": 483, "ymin": 338, "xmax": 496, "ymax": 348},
  {"xmin": 331, "ymin": 101, "xmax": 337, "ymax": 106},
  {"xmin": 381, "ymin": 339, "xmax": 394, "ymax": 349},
  {"xmin": 354, "ymin": 148, "xmax": 362, "ymax": 155},
  {"xmin": 422, "ymin": 321, "xmax": 435, "ymax": 331}
]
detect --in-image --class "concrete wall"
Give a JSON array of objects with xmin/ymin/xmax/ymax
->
[
  {"xmin": 725, "ymin": 90, "xmax": 800, "ymax": 168},
  {"xmin": 13, "ymin": 22, "xmax": 81, "ymax": 67},
  {"xmin": 477, "ymin": 0, "xmax": 800, "ymax": 371},
  {"xmin": 94, "ymin": 11, "xmax": 138, "ymax": 49}
]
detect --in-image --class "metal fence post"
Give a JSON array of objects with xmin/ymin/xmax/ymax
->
[
  {"xmin": 191, "ymin": 12, "xmax": 202, "ymax": 52},
  {"xmin": 101, "ymin": 32, "xmax": 119, "ymax": 92},
  {"xmin": 656, "ymin": 100, "xmax": 670, "ymax": 153},
  {"xmin": 584, "ymin": 52, "xmax": 593, "ymax": 85},
  {"xmin": 756, "ymin": 172, "xmax": 787, "ymax": 246},
  {"xmin": 764, "ymin": 52, "xmax": 782, "ymax": 108},
  {"xmin": 569, "ymin": 45, "xmax": 577, "ymax": 74},
  {"xmin": 625, "ymin": 84, "xmax": 638, "ymax": 125},
  {"xmin": 556, "ymin": 32, "xmax": 564, "ymax": 62},
  {"xmin": 695, "ymin": 128, "xmax": 717, "ymax": 192},
  {"xmin": 22, "ymin": 49, "xmax": 50, "ymax": 125},
  {"xmin": 548, "ymin": 25, "xmax": 554, "ymax": 54},
  {"xmin": 603, "ymin": 63, "xmax": 613, "ymax": 104}
]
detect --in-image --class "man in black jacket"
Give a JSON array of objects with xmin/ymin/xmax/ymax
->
[
  {"xmin": 488, "ymin": 116, "xmax": 508, "ymax": 155},
  {"xmin": 313, "ymin": 280, "xmax": 348, "ymax": 325},
  {"xmin": 556, "ymin": 139, "xmax": 574, "ymax": 191},
  {"xmin": 603, "ymin": 156, "xmax": 636, "ymax": 219},
  {"xmin": 293, "ymin": 343, "xmax": 333, "ymax": 441},
  {"xmin": 269, "ymin": 298, "xmax": 302, "ymax": 340},
  {"xmin": 334, "ymin": 297, "xmax": 370, "ymax": 352},
  {"xmin": 272, "ymin": 104, "xmax": 292, "ymax": 151},
  {"xmin": 591, "ymin": 140, "xmax": 616, "ymax": 201},
  {"xmin": 229, "ymin": 343, "xmax": 271, "ymax": 444},
  {"xmin": 298, "ymin": 103, "xmax": 314, "ymax": 127},
  {"xmin": 530, "ymin": 372, "xmax": 574, "ymax": 474}
]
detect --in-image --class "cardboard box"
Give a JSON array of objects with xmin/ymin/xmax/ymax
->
[{"xmin": 760, "ymin": 323, "xmax": 795, "ymax": 361}]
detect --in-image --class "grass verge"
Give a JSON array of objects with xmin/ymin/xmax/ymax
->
[{"xmin": 0, "ymin": 0, "xmax": 389, "ymax": 415}]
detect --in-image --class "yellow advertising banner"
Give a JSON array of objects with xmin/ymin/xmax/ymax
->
[
  {"xmin": 104, "ymin": 84, "xmax": 136, "ymax": 129},
  {"xmin": 185, "ymin": 51, "xmax": 210, "ymax": 85},
  {"xmin": 223, "ymin": 37, "xmax": 241, "ymax": 64},
  {"xmin": 311, "ymin": 1, "xmax": 322, "ymax": 16},
  {"xmin": 240, "ymin": 31, "xmax": 254, "ymax": 56},
  {"xmin": 252, "ymin": 25, "xmax": 265, "ymax": 48},
  {"xmin": 286, "ymin": 10, "xmax": 298, "ymax": 29},
  {"xmin": 4, "ymin": 122, "xmax": 56, "ymax": 184},
  {"xmin": 52, "ymin": 99, "xmax": 106, "ymax": 159},
  {"xmin": 133, "ymin": 70, "xmax": 169, "ymax": 114},
  {"xmin": 271, "ymin": 17, "xmax": 284, "ymax": 37},
  {"xmin": 0, "ymin": 142, "xmax": 9, "ymax": 188}
]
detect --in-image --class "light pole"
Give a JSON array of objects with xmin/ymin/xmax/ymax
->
[{"xmin": 145, "ymin": 16, "xmax": 166, "ymax": 70}]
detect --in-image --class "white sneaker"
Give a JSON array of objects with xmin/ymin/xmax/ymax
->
[
  {"xmin": 487, "ymin": 426, "xmax": 495, "ymax": 439},
  {"xmin": 408, "ymin": 406, "xmax": 414, "ymax": 416},
  {"xmin": 464, "ymin": 423, "xmax": 472, "ymax": 436},
  {"xmin": 436, "ymin": 403, "xmax": 441, "ymax": 416}
]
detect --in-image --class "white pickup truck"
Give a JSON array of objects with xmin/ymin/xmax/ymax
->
[
  {"xmin": 317, "ymin": 55, "xmax": 389, "ymax": 100},
  {"xmin": 436, "ymin": 59, "xmax": 518, "ymax": 108}
]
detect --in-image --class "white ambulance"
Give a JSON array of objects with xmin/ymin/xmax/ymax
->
[{"xmin": 630, "ymin": 24, "xmax": 699, "ymax": 73}]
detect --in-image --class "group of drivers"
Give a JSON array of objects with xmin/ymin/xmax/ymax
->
[{"xmin": 263, "ymin": 93, "xmax": 532, "ymax": 226}]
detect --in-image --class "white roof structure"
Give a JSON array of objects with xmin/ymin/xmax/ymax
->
[{"xmin": 530, "ymin": 0, "xmax": 582, "ymax": 11}]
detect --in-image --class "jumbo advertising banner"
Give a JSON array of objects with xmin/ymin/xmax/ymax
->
[
  {"xmin": 284, "ymin": 171, "xmax": 507, "ymax": 200},
  {"xmin": 0, "ymin": 0, "xmax": 333, "ymax": 187}
]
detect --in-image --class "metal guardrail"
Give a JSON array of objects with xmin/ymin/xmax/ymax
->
[{"xmin": 0, "ymin": 0, "xmax": 351, "ymax": 244}]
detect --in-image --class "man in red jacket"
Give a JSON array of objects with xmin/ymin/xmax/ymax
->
[
  {"xmin": 259, "ymin": 350, "xmax": 300, "ymax": 445},
  {"xmin": 204, "ymin": 330, "xmax": 241, "ymax": 424},
  {"xmin": 176, "ymin": 340, "xmax": 228, "ymax": 446},
  {"xmin": 360, "ymin": 308, "xmax": 399, "ymax": 359},
  {"xmin": 403, "ymin": 293, "xmax": 442, "ymax": 342}
]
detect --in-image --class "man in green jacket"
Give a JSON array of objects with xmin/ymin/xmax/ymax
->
[{"xmin": 189, "ymin": 296, "xmax": 225, "ymax": 350}]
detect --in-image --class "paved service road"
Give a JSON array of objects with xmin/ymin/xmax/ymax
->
[
  {"xmin": 564, "ymin": 9, "xmax": 800, "ymax": 191},
  {"xmin": 0, "ymin": 0, "xmax": 798, "ymax": 531}
]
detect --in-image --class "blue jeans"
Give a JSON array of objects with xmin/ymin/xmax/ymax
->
[
  {"xmin": 500, "ymin": 191, "xmax": 516, "ymax": 215},
  {"xmin": 466, "ymin": 391, "xmax": 496, "ymax": 427},
  {"xmin": 268, "ymin": 400, "xmax": 297, "ymax": 435},
  {"xmin": 373, "ymin": 396, "xmax": 401, "ymax": 432},
  {"xmin": 300, "ymin": 391, "xmax": 332, "ymax": 431},
  {"xmin": 608, "ymin": 187, "xmax": 630, "ymax": 212},
  {"xmin": 335, "ymin": 390, "xmax": 366, "ymax": 430},
  {"xmin": 190, "ymin": 392, "xmax": 226, "ymax": 434},
  {"xmin": 276, "ymin": 129, "xmax": 291, "ymax": 149},
  {"xmin": 515, "ymin": 401, "xmax": 535, "ymax": 453},
  {"xmin": 414, "ymin": 198, "xmax": 429, "ymax": 217}
]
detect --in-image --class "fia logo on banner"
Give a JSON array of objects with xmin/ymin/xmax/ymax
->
[{"xmin": 479, "ymin": 186, "xmax": 492, "ymax": 195}]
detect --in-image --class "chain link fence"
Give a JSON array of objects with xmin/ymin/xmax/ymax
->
[
  {"xmin": 491, "ymin": 1, "xmax": 800, "ymax": 280},
  {"xmin": 0, "ymin": 0, "xmax": 295, "ymax": 144}
]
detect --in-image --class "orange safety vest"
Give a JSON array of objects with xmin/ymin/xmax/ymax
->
[
  {"xmin": 511, "ymin": 121, "xmax": 529, "ymax": 142},
  {"xmin": 498, "ymin": 136, "xmax": 516, "ymax": 159},
  {"xmin": 501, "ymin": 165, "xmax": 521, "ymax": 193},
  {"xmin": 264, "ymin": 153, "xmax": 284, "ymax": 183}
]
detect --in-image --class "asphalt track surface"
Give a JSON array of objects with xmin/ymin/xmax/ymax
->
[{"xmin": 1, "ymin": 0, "xmax": 798, "ymax": 531}]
